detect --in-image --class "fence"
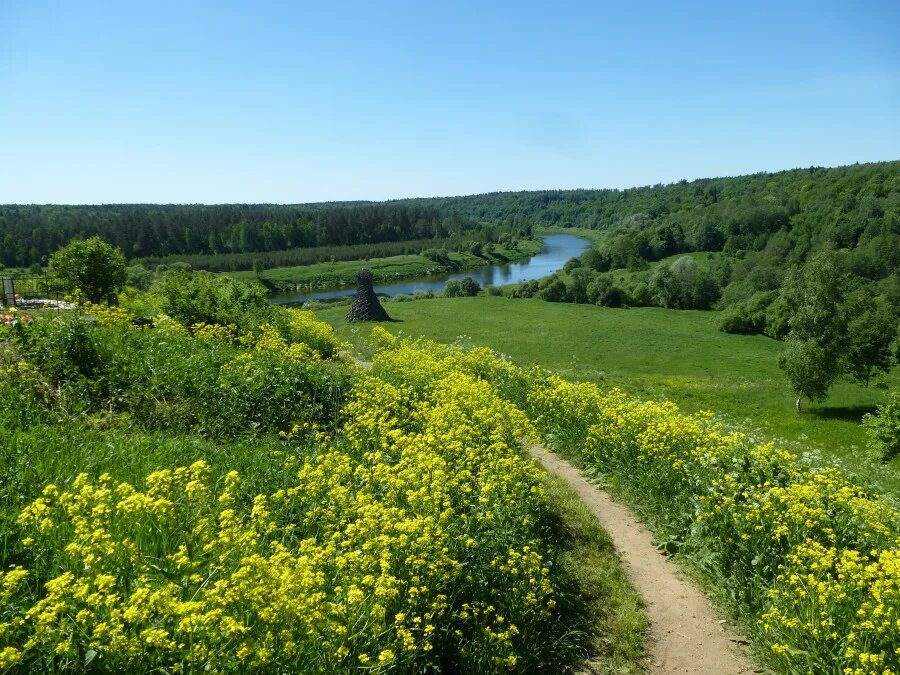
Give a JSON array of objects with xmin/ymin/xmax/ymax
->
[{"xmin": 1, "ymin": 274, "xmax": 71, "ymax": 311}]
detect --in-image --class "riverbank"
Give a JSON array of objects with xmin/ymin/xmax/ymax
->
[
  {"xmin": 267, "ymin": 234, "xmax": 591, "ymax": 304},
  {"xmin": 230, "ymin": 238, "xmax": 543, "ymax": 292}
]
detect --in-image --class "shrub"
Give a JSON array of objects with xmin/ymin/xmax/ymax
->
[
  {"xmin": 459, "ymin": 277, "xmax": 480, "ymax": 296},
  {"xmin": 149, "ymin": 268, "xmax": 271, "ymax": 330},
  {"xmin": 49, "ymin": 237, "xmax": 127, "ymax": 303},
  {"xmin": 125, "ymin": 264, "xmax": 154, "ymax": 291},
  {"xmin": 444, "ymin": 277, "xmax": 480, "ymax": 298},
  {"xmin": 863, "ymin": 389, "xmax": 900, "ymax": 460},
  {"xmin": 538, "ymin": 278, "xmax": 567, "ymax": 303},
  {"xmin": 718, "ymin": 290, "xmax": 776, "ymax": 334},
  {"xmin": 587, "ymin": 274, "xmax": 625, "ymax": 307},
  {"xmin": 650, "ymin": 257, "xmax": 721, "ymax": 310},
  {"xmin": 442, "ymin": 279, "xmax": 462, "ymax": 297}
]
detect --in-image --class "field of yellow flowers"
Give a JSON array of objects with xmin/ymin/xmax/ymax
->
[
  {"xmin": 0, "ymin": 309, "xmax": 596, "ymax": 672},
  {"xmin": 5, "ymin": 300, "xmax": 899, "ymax": 674},
  {"xmin": 366, "ymin": 330, "xmax": 900, "ymax": 675}
]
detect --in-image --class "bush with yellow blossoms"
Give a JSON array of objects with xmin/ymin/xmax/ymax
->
[
  {"xmin": 0, "ymin": 316, "xmax": 570, "ymax": 672},
  {"xmin": 371, "ymin": 334, "xmax": 900, "ymax": 675}
]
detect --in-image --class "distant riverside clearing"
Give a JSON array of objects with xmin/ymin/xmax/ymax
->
[
  {"xmin": 265, "ymin": 234, "xmax": 588, "ymax": 303},
  {"xmin": 316, "ymin": 296, "xmax": 900, "ymax": 497}
]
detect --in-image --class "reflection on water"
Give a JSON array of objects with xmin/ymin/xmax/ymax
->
[{"xmin": 269, "ymin": 234, "xmax": 590, "ymax": 305}]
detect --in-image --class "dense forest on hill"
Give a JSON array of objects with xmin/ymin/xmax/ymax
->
[
  {"xmin": 395, "ymin": 161, "xmax": 900, "ymax": 326},
  {"xmin": 393, "ymin": 161, "xmax": 898, "ymax": 256},
  {"xmin": 5, "ymin": 161, "xmax": 896, "ymax": 276},
  {"xmin": 0, "ymin": 203, "xmax": 471, "ymax": 266}
]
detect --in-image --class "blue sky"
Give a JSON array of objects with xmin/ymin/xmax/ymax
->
[{"xmin": 1, "ymin": 0, "xmax": 898, "ymax": 203}]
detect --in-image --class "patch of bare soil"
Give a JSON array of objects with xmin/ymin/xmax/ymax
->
[{"xmin": 528, "ymin": 444, "xmax": 758, "ymax": 675}]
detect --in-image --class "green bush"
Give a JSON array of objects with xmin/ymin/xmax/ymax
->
[
  {"xmin": 49, "ymin": 237, "xmax": 127, "ymax": 303},
  {"xmin": 718, "ymin": 290, "xmax": 776, "ymax": 334},
  {"xmin": 443, "ymin": 277, "xmax": 480, "ymax": 298},
  {"xmin": 149, "ymin": 268, "xmax": 271, "ymax": 329},
  {"xmin": 9, "ymin": 317, "xmax": 350, "ymax": 438},
  {"xmin": 125, "ymin": 264, "xmax": 154, "ymax": 291},
  {"xmin": 587, "ymin": 274, "xmax": 626, "ymax": 307},
  {"xmin": 863, "ymin": 389, "xmax": 900, "ymax": 460}
]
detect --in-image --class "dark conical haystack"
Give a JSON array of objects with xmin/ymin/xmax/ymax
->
[{"xmin": 346, "ymin": 268, "xmax": 390, "ymax": 321}]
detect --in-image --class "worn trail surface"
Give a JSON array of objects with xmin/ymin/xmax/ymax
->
[{"xmin": 528, "ymin": 444, "xmax": 757, "ymax": 675}]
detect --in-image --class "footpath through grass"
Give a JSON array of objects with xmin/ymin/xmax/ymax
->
[{"xmin": 316, "ymin": 296, "xmax": 900, "ymax": 497}]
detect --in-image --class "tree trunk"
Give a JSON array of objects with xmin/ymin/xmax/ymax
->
[{"xmin": 795, "ymin": 396, "xmax": 802, "ymax": 414}]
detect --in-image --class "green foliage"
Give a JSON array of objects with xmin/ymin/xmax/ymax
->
[
  {"xmin": 781, "ymin": 252, "xmax": 848, "ymax": 345},
  {"xmin": 778, "ymin": 339, "xmax": 835, "ymax": 408},
  {"xmin": 443, "ymin": 277, "xmax": 480, "ymax": 298},
  {"xmin": 149, "ymin": 268, "xmax": 270, "ymax": 329},
  {"xmin": 718, "ymin": 291, "xmax": 776, "ymax": 334},
  {"xmin": 649, "ymin": 256, "xmax": 721, "ymax": 309},
  {"xmin": 48, "ymin": 237, "xmax": 127, "ymax": 303},
  {"xmin": 8, "ymin": 316, "xmax": 349, "ymax": 438},
  {"xmin": 777, "ymin": 252, "xmax": 849, "ymax": 407},
  {"xmin": 763, "ymin": 293, "xmax": 792, "ymax": 340},
  {"xmin": 776, "ymin": 252, "xmax": 899, "ymax": 404},
  {"xmin": 538, "ymin": 278, "xmax": 568, "ymax": 302},
  {"xmin": 125, "ymin": 264, "xmax": 153, "ymax": 291},
  {"xmin": 844, "ymin": 290, "xmax": 899, "ymax": 387},
  {"xmin": 22, "ymin": 318, "xmax": 108, "ymax": 384},
  {"xmin": 586, "ymin": 274, "xmax": 625, "ymax": 307},
  {"xmin": 1, "ymin": 204, "xmax": 469, "ymax": 264},
  {"xmin": 459, "ymin": 276, "xmax": 480, "ymax": 296},
  {"xmin": 863, "ymin": 389, "xmax": 900, "ymax": 460},
  {"xmin": 565, "ymin": 268, "xmax": 592, "ymax": 304}
]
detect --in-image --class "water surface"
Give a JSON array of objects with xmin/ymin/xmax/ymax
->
[{"xmin": 270, "ymin": 233, "xmax": 590, "ymax": 305}]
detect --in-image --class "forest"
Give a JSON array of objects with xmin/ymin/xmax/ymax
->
[
  {"xmin": 0, "ymin": 203, "xmax": 473, "ymax": 266},
  {"xmin": 480, "ymin": 162, "xmax": 898, "ymax": 342}
]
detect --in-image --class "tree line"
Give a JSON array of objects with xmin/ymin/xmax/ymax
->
[{"xmin": 0, "ymin": 203, "xmax": 473, "ymax": 266}]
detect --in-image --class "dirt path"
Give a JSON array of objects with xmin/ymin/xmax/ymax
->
[{"xmin": 528, "ymin": 444, "xmax": 757, "ymax": 674}]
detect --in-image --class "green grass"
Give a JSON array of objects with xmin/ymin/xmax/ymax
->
[
  {"xmin": 543, "ymin": 474, "xmax": 648, "ymax": 673},
  {"xmin": 229, "ymin": 239, "xmax": 543, "ymax": 289},
  {"xmin": 316, "ymin": 296, "xmax": 900, "ymax": 497}
]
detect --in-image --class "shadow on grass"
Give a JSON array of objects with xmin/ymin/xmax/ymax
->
[
  {"xmin": 808, "ymin": 404, "xmax": 878, "ymax": 423},
  {"xmin": 534, "ymin": 474, "xmax": 648, "ymax": 673}
]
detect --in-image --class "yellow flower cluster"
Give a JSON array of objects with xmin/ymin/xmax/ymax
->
[
  {"xmin": 524, "ymin": 367, "xmax": 900, "ymax": 674},
  {"xmin": 1, "ymin": 337, "xmax": 558, "ymax": 672},
  {"xmin": 285, "ymin": 309, "xmax": 345, "ymax": 359},
  {"xmin": 370, "ymin": 333, "xmax": 900, "ymax": 675},
  {"xmin": 191, "ymin": 312, "xmax": 342, "ymax": 361},
  {"xmin": 246, "ymin": 322, "xmax": 318, "ymax": 363},
  {"xmin": 190, "ymin": 322, "xmax": 240, "ymax": 345},
  {"xmin": 85, "ymin": 303, "xmax": 135, "ymax": 328}
]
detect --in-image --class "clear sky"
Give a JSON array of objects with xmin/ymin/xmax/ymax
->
[{"xmin": 1, "ymin": 0, "xmax": 898, "ymax": 204}]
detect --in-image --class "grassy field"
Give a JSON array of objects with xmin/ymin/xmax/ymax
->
[
  {"xmin": 316, "ymin": 296, "xmax": 900, "ymax": 497},
  {"xmin": 230, "ymin": 239, "xmax": 542, "ymax": 290}
]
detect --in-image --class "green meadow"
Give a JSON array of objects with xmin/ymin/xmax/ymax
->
[{"xmin": 316, "ymin": 296, "xmax": 900, "ymax": 497}]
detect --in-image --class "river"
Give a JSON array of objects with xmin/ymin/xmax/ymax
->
[{"xmin": 269, "ymin": 233, "xmax": 590, "ymax": 305}]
